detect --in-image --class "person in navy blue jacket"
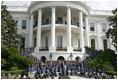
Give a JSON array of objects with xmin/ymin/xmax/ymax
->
[
  {"xmin": 71, "ymin": 66, "xmax": 75, "ymax": 76},
  {"xmin": 37, "ymin": 68, "xmax": 42, "ymax": 75},
  {"xmin": 101, "ymin": 68, "xmax": 106, "ymax": 76},
  {"xmin": 59, "ymin": 67, "xmax": 62, "ymax": 76},
  {"xmin": 41, "ymin": 67, "xmax": 45, "ymax": 77},
  {"xmin": 51, "ymin": 67, "xmax": 55, "ymax": 76},
  {"xmin": 77, "ymin": 66, "xmax": 81, "ymax": 76},
  {"xmin": 67, "ymin": 64, "xmax": 72, "ymax": 75},
  {"xmin": 55, "ymin": 66, "xmax": 59, "ymax": 77},
  {"xmin": 93, "ymin": 67, "xmax": 97, "ymax": 75},
  {"xmin": 46, "ymin": 67, "xmax": 51, "ymax": 78},
  {"xmin": 28, "ymin": 64, "xmax": 31, "ymax": 76}
]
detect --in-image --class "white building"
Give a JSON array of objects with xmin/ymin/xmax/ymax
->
[{"xmin": 8, "ymin": 1, "xmax": 115, "ymax": 61}]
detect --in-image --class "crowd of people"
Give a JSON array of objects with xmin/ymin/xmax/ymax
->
[
  {"xmin": 1, "ymin": 73, "xmax": 25, "ymax": 79},
  {"xmin": 1, "ymin": 47, "xmax": 117, "ymax": 79},
  {"xmin": 1, "ymin": 73, "xmax": 55, "ymax": 79}
]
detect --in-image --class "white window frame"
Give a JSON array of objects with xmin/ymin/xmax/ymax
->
[{"xmin": 89, "ymin": 21, "xmax": 96, "ymax": 33}]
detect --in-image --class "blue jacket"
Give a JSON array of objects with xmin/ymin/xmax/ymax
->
[
  {"xmin": 28, "ymin": 67, "xmax": 31, "ymax": 72},
  {"xmin": 46, "ymin": 70, "xmax": 50, "ymax": 73}
]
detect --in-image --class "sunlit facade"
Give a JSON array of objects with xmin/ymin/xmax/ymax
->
[{"xmin": 8, "ymin": 1, "xmax": 115, "ymax": 61}]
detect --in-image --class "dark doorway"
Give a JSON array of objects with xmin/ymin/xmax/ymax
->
[
  {"xmin": 75, "ymin": 57, "xmax": 80, "ymax": 62},
  {"xmin": 41, "ymin": 56, "xmax": 46, "ymax": 63},
  {"xmin": 58, "ymin": 56, "xmax": 65, "ymax": 61}
]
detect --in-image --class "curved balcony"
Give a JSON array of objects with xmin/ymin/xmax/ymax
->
[
  {"xmin": 33, "ymin": 19, "xmax": 85, "ymax": 30},
  {"xmin": 39, "ymin": 47, "xmax": 82, "ymax": 52}
]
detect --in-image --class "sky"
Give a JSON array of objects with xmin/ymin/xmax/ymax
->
[{"xmin": 2, "ymin": 0, "xmax": 117, "ymax": 10}]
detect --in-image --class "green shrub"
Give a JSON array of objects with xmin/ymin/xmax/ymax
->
[
  {"xmin": 87, "ymin": 58, "xmax": 103, "ymax": 69},
  {"xmin": 10, "ymin": 67, "xmax": 19, "ymax": 71},
  {"xmin": 1, "ymin": 70, "xmax": 25, "ymax": 76},
  {"xmin": 87, "ymin": 49, "xmax": 117, "ymax": 74},
  {"xmin": 102, "ymin": 62, "xmax": 115, "ymax": 71},
  {"xmin": 1, "ymin": 47, "xmax": 35, "ymax": 70},
  {"xmin": 106, "ymin": 71, "xmax": 117, "ymax": 75}
]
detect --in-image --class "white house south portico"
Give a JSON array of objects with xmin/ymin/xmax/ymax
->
[
  {"xmin": 8, "ymin": 1, "xmax": 114, "ymax": 61},
  {"xmin": 32, "ymin": 6, "xmax": 88, "ymax": 53},
  {"xmin": 28, "ymin": 3, "xmax": 89, "ymax": 61}
]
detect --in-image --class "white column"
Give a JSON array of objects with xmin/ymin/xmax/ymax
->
[
  {"xmin": 79, "ymin": 11, "xmax": 84, "ymax": 53},
  {"xmin": 67, "ymin": 7, "xmax": 73, "ymax": 52},
  {"xmin": 34, "ymin": 9, "xmax": 42, "ymax": 53},
  {"xmin": 49, "ymin": 6, "xmax": 56, "ymax": 52},
  {"xmin": 85, "ymin": 16, "xmax": 89, "ymax": 47},
  {"xmin": 29, "ymin": 14, "xmax": 34, "ymax": 47},
  {"xmin": 97, "ymin": 21, "xmax": 102, "ymax": 50}
]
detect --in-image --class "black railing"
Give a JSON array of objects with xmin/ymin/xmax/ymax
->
[
  {"xmin": 56, "ymin": 20, "xmax": 67, "ymax": 24},
  {"xmin": 42, "ymin": 20, "xmax": 51, "ymax": 25},
  {"xmin": 33, "ymin": 20, "xmax": 85, "ymax": 30}
]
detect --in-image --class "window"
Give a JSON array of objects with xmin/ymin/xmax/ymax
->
[
  {"xmin": 90, "ymin": 22, "xmax": 94, "ymax": 31},
  {"xmin": 91, "ymin": 39, "xmax": 95, "ymax": 49},
  {"xmin": 22, "ymin": 20, "xmax": 26, "ymax": 29},
  {"xmin": 103, "ymin": 39, "xmax": 107, "ymax": 50},
  {"xmin": 102, "ymin": 23, "xmax": 106, "ymax": 32},
  {"xmin": 71, "ymin": 38, "xmax": 73, "ymax": 47},
  {"xmin": 46, "ymin": 18, "xmax": 49, "ymax": 24},
  {"xmin": 57, "ymin": 17, "xmax": 63, "ymax": 24},
  {"xmin": 34, "ymin": 21, "xmax": 37, "ymax": 28},
  {"xmin": 20, "ymin": 37, "xmax": 25, "ymax": 49},
  {"xmin": 78, "ymin": 39, "xmax": 80, "ymax": 48},
  {"xmin": 57, "ymin": 36, "xmax": 62, "ymax": 48},
  {"xmin": 34, "ymin": 38, "xmax": 36, "ymax": 47},
  {"xmin": 45, "ymin": 37, "xmax": 48, "ymax": 48}
]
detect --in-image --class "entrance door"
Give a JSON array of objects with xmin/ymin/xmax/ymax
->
[
  {"xmin": 57, "ymin": 56, "xmax": 65, "ymax": 61},
  {"xmin": 75, "ymin": 57, "xmax": 80, "ymax": 62},
  {"xmin": 41, "ymin": 56, "xmax": 46, "ymax": 63}
]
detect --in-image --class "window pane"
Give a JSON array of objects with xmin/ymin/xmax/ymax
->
[
  {"xmin": 91, "ymin": 39, "xmax": 95, "ymax": 49},
  {"xmin": 102, "ymin": 23, "xmax": 106, "ymax": 31},
  {"xmin": 57, "ymin": 17, "xmax": 63, "ymax": 24},
  {"xmin": 90, "ymin": 23, "xmax": 94, "ymax": 31},
  {"xmin": 57, "ymin": 36, "xmax": 62, "ymax": 48},
  {"xmin": 21, "ymin": 37, "xmax": 25, "ymax": 49},
  {"xmin": 45, "ymin": 37, "xmax": 48, "ymax": 48},
  {"xmin": 78, "ymin": 39, "xmax": 80, "ymax": 48},
  {"xmin": 103, "ymin": 39, "xmax": 107, "ymax": 50},
  {"xmin": 34, "ymin": 38, "xmax": 36, "ymax": 47},
  {"xmin": 46, "ymin": 18, "xmax": 49, "ymax": 24},
  {"xmin": 22, "ymin": 20, "xmax": 26, "ymax": 29},
  {"xmin": 71, "ymin": 38, "xmax": 73, "ymax": 47}
]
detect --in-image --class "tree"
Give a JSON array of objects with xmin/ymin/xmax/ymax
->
[
  {"xmin": 106, "ymin": 8, "xmax": 117, "ymax": 50},
  {"xmin": 1, "ymin": 5, "xmax": 24, "ymax": 70},
  {"xmin": 1, "ymin": 5, "xmax": 22, "ymax": 52},
  {"xmin": 87, "ymin": 49, "xmax": 117, "ymax": 73},
  {"xmin": 2, "ymin": 47, "xmax": 35, "ymax": 70}
]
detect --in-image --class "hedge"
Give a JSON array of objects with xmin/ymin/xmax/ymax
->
[
  {"xmin": 1, "ymin": 70, "xmax": 25, "ymax": 76},
  {"xmin": 2, "ymin": 47, "xmax": 35, "ymax": 70},
  {"xmin": 87, "ymin": 49, "xmax": 117, "ymax": 74},
  {"xmin": 106, "ymin": 71, "xmax": 117, "ymax": 75}
]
